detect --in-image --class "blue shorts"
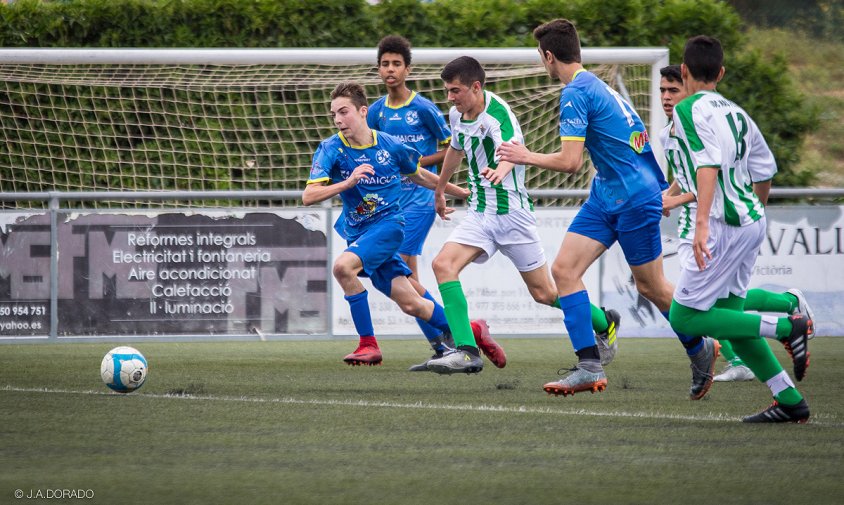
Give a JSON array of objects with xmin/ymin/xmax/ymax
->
[
  {"xmin": 568, "ymin": 194, "xmax": 663, "ymax": 266},
  {"xmin": 345, "ymin": 216, "xmax": 412, "ymax": 297},
  {"xmin": 398, "ymin": 207, "xmax": 436, "ymax": 256}
]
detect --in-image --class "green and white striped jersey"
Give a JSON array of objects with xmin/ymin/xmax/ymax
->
[
  {"xmin": 448, "ymin": 90, "xmax": 533, "ymax": 215},
  {"xmin": 672, "ymin": 90, "xmax": 776, "ymax": 227},
  {"xmin": 660, "ymin": 121, "xmax": 696, "ymax": 240}
]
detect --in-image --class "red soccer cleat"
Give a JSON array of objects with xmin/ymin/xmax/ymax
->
[
  {"xmin": 343, "ymin": 344, "xmax": 383, "ymax": 366},
  {"xmin": 471, "ymin": 319, "xmax": 506, "ymax": 368}
]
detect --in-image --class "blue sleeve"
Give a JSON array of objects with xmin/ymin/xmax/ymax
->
[
  {"xmin": 420, "ymin": 101, "xmax": 451, "ymax": 144},
  {"xmin": 558, "ymin": 87, "xmax": 589, "ymax": 140},
  {"xmin": 395, "ymin": 141, "xmax": 422, "ymax": 176},
  {"xmin": 366, "ymin": 101, "xmax": 381, "ymax": 130},
  {"xmin": 308, "ymin": 142, "xmax": 335, "ymax": 184}
]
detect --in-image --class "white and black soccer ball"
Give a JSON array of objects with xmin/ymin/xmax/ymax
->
[{"xmin": 100, "ymin": 346, "xmax": 148, "ymax": 393}]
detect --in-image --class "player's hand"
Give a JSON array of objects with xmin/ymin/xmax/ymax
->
[
  {"xmin": 662, "ymin": 193, "xmax": 675, "ymax": 217},
  {"xmin": 454, "ymin": 186, "xmax": 471, "ymax": 199},
  {"xmin": 692, "ymin": 225, "xmax": 712, "ymax": 271},
  {"xmin": 435, "ymin": 191, "xmax": 450, "ymax": 220},
  {"xmin": 347, "ymin": 164, "xmax": 375, "ymax": 186},
  {"xmin": 480, "ymin": 165, "xmax": 512, "ymax": 185},
  {"xmin": 496, "ymin": 140, "xmax": 529, "ymax": 164}
]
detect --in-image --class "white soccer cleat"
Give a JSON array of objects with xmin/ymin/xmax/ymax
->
[
  {"xmin": 714, "ymin": 363, "xmax": 756, "ymax": 382},
  {"xmin": 787, "ymin": 288, "xmax": 815, "ymax": 339}
]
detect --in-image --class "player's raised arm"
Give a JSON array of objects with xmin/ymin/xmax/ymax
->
[
  {"xmin": 497, "ymin": 138, "xmax": 584, "ymax": 173},
  {"xmin": 302, "ymin": 164, "xmax": 374, "ymax": 206}
]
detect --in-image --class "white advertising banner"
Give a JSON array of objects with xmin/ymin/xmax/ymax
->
[
  {"xmin": 331, "ymin": 208, "xmax": 600, "ymax": 337},
  {"xmin": 602, "ymin": 205, "xmax": 844, "ymax": 337}
]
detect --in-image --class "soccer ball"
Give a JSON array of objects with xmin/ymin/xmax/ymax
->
[{"xmin": 100, "ymin": 346, "xmax": 148, "ymax": 393}]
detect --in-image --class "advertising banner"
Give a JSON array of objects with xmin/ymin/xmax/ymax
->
[{"xmin": 0, "ymin": 210, "xmax": 329, "ymax": 338}]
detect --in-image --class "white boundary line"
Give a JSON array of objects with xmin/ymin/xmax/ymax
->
[{"xmin": 4, "ymin": 385, "xmax": 841, "ymax": 426}]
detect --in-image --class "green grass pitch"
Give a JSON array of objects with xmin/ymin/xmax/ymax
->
[{"xmin": 2, "ymin": 337, "xmax": 842, "ymax": 504}]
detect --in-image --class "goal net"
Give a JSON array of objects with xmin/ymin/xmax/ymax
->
[{"xmin": 0, "ymin": 48, "xmax": 668, "ymax": 208}]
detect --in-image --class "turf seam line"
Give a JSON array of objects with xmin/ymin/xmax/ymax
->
[{"xmin": 4, "ymin": 385, "xmax": 841, "ymax": 427}]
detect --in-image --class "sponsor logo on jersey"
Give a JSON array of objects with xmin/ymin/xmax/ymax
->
[
  {"xmin": 405, "ymin": 110, "xmax": 420, "ymax": 125},
  {"xmin": 561, "ymin": 118, "xmax": 586, "ymax": 127},
  {"xmin": 376, "ymin": 149, "xmax": 391, "ymax": 165},
  {"xmin": 395, "ymin": 134, "xmax": 426, "ymax": 143},
  {"xmin": 629, "ymin": 130, "xmax": 649, "ymax": 153},
  {"xmin": 352, "ymin": 193, "xmax": 386, "ymax": 221},
  {"xmin": 361, "ymin": 174, "xmax": 399, "ymax": 185}
]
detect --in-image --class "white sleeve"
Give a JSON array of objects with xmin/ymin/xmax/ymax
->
[{"xmin": 746, "ymin": 117, "xmax": 777, "ymax": 182}]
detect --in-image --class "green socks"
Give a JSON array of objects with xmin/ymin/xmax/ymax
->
[
  {"xmin": 745, "ymin": 289, "xmax": 797, "ymax": 314},
  {"xmin": 591, "ymin": 304, "xmax": 609, "ymax": 333},
  {"xmin": 438, "ymin": 280, "xmax": 476, "ymax": 348}
]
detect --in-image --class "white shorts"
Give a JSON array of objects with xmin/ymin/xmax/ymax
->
[
  {"xmin": 674, "ymin": 217, "xmax": 766, "ymax": 311},
  {"xmin": 446, "ymin": 208, "xmax": 546, "ymax": 272}
]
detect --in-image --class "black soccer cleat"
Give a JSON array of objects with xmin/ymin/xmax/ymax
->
[
  {"xmin": 782, "ymin": 314, "xmax": 812, "ymax": 381},
  {"xmin": 742, "ymin": 399, "xmax": 810, "ymax": 424}
]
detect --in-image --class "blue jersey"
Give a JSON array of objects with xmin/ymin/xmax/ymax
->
[
  {"xmin": 367, "ymin": 91, "xmax": 451, "ymax": 211},
  {"xmin": 559, "ymin": 70, "xmax": 667, "ymax": 213},
  {"xmin": 308, "ymin": 130, "xmax": 421, "ymax": 239}
]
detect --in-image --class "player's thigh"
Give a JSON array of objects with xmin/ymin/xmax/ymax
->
[
  {"xmin": 388, "ymin": 274, "xmax": 428, "ymax": 314},
  {"xmin": 518, "ymin": 263, "xmax": 557, "ymax": 305},
  {"xmin": 400, "ymin": 253, "xmax": 419, "ymax": 280},
  {"xmin": 552, "ymin": 231, "xmax": 606, "ymax": 286},
  {"xmin": 628, "ymin": 255, "xmax": 673, "ymax": 310},
  {"xmin": 443, "ymin": 210, "xmax": 497, "ymax": 261},
  {"xmin": 432, "ymin": 241, "xmax": 486, "ymax": 282}
]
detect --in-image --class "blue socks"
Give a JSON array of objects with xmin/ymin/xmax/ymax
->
[
  {"xmin": 345, "ymin": 291, "xmax": 374, "ymax": 337},
  {"xmin": 425, "ymin": 292, "xmax": 451, "ymax": 335},
  {"xmin": 662, "ymin": 310, "xmax": 702, "ymax": 355},
  {"xmin": 416, "ymin": 290, "xmax": 447, "ymax": 342},
  {"xmin": 558, "ymin": 290, "xmax": 596, "ymax": 352}
]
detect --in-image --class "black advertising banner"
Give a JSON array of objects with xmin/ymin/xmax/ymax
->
[
  {"xmin": 0, "ymin": 211, "xmax": 328, "ymax": 337},
  {"xmin": 0, "ymin": 213, "xmax": 51, "ymax": 336}
]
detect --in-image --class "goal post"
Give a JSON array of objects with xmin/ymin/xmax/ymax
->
[{"xmin": 0, "ymin": 47, "xmax": 669, "ymax": 207}]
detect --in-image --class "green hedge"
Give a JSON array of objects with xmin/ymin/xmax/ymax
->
[{"xmin": 0, "ymin": 0, "xmax": 817, "ymax": 188}]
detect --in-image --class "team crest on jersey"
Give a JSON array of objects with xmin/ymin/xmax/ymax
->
[
  {"xmin": 353, "ymin": 193, "xmax": 386, "ymax": 221},
  {"xmin": 629, "ymin": 130, "xmax": 649, "ymax": 153},
  {"xmin": 376, "ymin": 149, "xmax": 391, "ymax": 165},
  {"xmin": 479, "ymin": 125, "xmax": 487, "ymax": 136},
  {"xmin": 405, "ymin": 110, "xmax": 420, "ymax": 125}
]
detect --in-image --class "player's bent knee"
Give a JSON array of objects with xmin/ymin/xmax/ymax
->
[
  {"xmin": 550, "ymin": 262, "xmax": 578, "ymax": 287},
  {"xmin": 432, "ymin": 254, "xmax": 456, "ymax": 281},
  {"xmin": 668, "ymin": 300, "xmax": 696, "ymax": 335},
  {"xmin": 530, "ymin": 288, "xmax": 557, "ymax": 306},
  {"xmin": 332, "ymin": 261, "xmax": 356, "ymax": 282}
]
